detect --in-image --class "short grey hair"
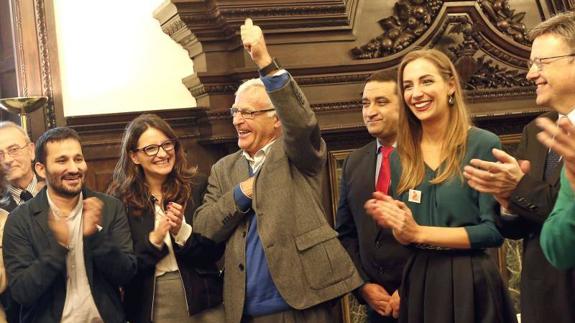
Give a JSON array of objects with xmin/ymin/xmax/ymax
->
[
  {"xmin": 235, "ymin": 78, "xmax": 276, "ymax": 117},
  {"xmin": 529, "ymin": 11, "xmax": 575, "ymax": 50},
  {"xmin": 0, "ymin": 121, "xmax": 30, "ymax": 142}
]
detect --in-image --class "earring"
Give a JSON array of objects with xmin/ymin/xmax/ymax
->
[{"xmin": 448, "ymin": 94, "xmax": 454, "ymax": 106}]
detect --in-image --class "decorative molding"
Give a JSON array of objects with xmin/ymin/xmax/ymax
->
[
  {"xmin": 478, "ymin": 0, "xmax": 530, "ymax": 45},
  {"xmin": 66, "ymin": 108, "xmax": 206, "ymax": 135},
  {"xmin": 189, "ymin": 83, "xmax": 238, "ymax": 97},
  {"xmin": 351, "ymin": 0, "xmax": 444, "ymax": 59},
  {"xmin": 465, "ymin": 56, "xmax": 531, "ymax": 90},
  {"xmin": 157, "ymin": 0, "xmax": 357, "ymax": 44},
  {"xmin": 33, "ymin": 0, "xmax": 57, "ymax": 129},
  {"xmin": 219, "ymin": 5, "xmax": 347, "ymax": 17},
  {"xmin": 11, "ymin": 0, "xmax": 27, "ymax": 96},
  {"xmin": 465, "ymin": 86, "xmax": 535, "ymax": 102},
  {"xmin": 161, "ymin": 16, "xmax": 188, "ymax": 37}
]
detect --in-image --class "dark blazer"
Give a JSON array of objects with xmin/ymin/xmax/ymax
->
[
  {"xmin": 498, "ymin": 111, "xmax": 575, "ymax": 323},
  {"xmin": 335, "ymin": 141, "xmax": 411, "ymax": 301},
  {"xmin": 2, "ymin": 187, "xmax": 137, "ymax": 323},
  {"xmin": 0, "ymin": 193, "xmax": 19, "ymax": 323},
  {"xmin": 194, "ymin": 76, "xmax": 363, "ymax": 323},
  {"xmin": 122, "ymin": 175, "xmax": 224, "ymax": 323},
  {"xmin": 0, "ymin": 194, "xmax": 17, "ymax": 214}
]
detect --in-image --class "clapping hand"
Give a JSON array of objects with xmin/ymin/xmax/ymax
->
[{"xmin": 365, "ymin": 192, "xmax": 420, "ymax": 245}]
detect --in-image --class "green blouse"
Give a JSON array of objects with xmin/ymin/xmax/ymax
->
[
  {"xmin": 541, "ymin": 169, "xmax": 575, "ymax": 270},
  {"xmin": 390, "ymin": 127, "xmax": 503, "ymax": 249}
]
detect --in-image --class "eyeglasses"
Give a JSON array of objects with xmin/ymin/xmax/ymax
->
[
  {"xmin": 0, "ymin": 142, "xmax": 30, "ymax": 161},
  {"xmin": 134, "ymin": 139, "xmax": 177, "ymax": 157},
  {"xmin": 528, "ymin": 53, "xmax": 575, "ymax": 71},
  {"xmin": 229, "ymin": 107, "xmax": 275, "ymax": 120}
]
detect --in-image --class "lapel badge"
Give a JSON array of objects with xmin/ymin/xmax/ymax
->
[{"xmin": 408, "ymin": 189, "xmax": 421, "ymax": 204}]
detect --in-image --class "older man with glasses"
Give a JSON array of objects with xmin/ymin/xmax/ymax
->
[
  {"xmin": 194, "ymin": 18, "xmax": 362, "ymax": 323},
  {"xmin": 0, "ymin": 121, "xmax": 44, "ymax": 323},
  {"xmin": 463, "ymin": 11, "xmax": 575, "ymax": 323},
  {"xmin": 0, "ymin": 122, "xmax": 44, "ymax": 212}
]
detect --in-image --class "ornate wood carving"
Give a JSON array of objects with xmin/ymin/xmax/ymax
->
[
  {"xmin": 478, "ymin": 0, "xmax": 530, "ymax": 45},
  {"xmin": 351, "ymin": 0, "xmax": 444, "ymax": 59}
]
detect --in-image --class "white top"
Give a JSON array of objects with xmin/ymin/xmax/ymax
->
[
  {"xmin": 153, "ymin": 203, "xmax": 192, "ymax": 277},
  {"xmin": 46, "ymin": 192, "xmax": 102, "ymax": 323}
]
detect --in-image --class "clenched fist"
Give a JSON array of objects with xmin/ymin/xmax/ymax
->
[{"xmin": 240, "ymin": 18, "xmax": 272, "ymax": 69}]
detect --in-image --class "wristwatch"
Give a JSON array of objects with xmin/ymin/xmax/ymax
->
[{"xmin": 258, "ymin": 58, "xmax": 281, "ymax": 77}]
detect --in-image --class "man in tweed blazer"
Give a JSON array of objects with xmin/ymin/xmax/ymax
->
[{"xmin": 193, "ymin": 18, "xmax": 363, "ymax": 323}]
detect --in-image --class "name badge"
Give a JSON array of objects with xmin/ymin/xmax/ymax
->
[{"xmin": 408, "ymin": 189, "xmax": 421, "ymax": 204}]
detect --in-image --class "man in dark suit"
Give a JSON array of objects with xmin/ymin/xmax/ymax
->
[
  {"xmin": 335, "ymin": 71, "xmax": 411, "ymax": 323},
  {"xmin": 193, "ymin": 19, "xmax": 362, "ymax": 323},
  {"xmin": 463, "ymin": 12, "xmax": 575, "ymax": 322},
  {"xmin": 3, "ymin": 127, "xmax": 137, "ymax": 323},
  {"xmin": 0, "ymin": 122, "xmax": 44, "ymax": 322}
]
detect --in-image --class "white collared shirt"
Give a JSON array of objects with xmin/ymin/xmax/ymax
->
[
  {"xmin": 46, "ymin": 192, "xmax": 102, "ymax": 323},
  {"xmin": 242, "ymin": 140, "xmax": 277, "ymax": 173}
]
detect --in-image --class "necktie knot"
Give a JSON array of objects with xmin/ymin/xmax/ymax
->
[
  {"xmin": 379, "ymin": 145, "xmax": 393, "ymax": 158},
  {"xmin": 20, "ymin": 190, "xmax": 33, "ymax": 202}
]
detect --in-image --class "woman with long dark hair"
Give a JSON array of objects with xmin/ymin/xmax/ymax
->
[
  {"xmin": 366, "ymin": 49, "xmax": 516, "ymax": 323},
  {"xmin": 108, "ymin": 114, "xmax": 223, "ymax": 323}
]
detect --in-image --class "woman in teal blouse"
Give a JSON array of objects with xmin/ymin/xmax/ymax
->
[{"xmin": 366, "ymin": 49, "xmax": 516, "ymax": 323}]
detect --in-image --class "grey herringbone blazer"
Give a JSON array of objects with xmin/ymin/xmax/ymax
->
[{"xmin": 194, "ymin": 76, "xmax": 363, "ymax": 323}]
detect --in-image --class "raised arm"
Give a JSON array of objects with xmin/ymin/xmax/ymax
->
[{"xmin": 241, "ymin": 18, "xmax": 326, "ymax": 175}]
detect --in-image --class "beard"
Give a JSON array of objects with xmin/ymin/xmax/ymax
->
[{"xmin": 45, "ymin": 170, "xmax": 84, "ymax": 198}]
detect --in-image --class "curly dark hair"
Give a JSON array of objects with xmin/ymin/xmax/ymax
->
[{"xmin": 107, "ymin": 114, "xmax": 197, "ymax": 215}]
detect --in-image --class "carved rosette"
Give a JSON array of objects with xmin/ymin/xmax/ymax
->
[{"xmin": 351, "ymin": 0, "xmax": 444, "ymax": 59}]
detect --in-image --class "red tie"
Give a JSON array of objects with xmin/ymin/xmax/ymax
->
[{"xmin": 376, "ymin": 146, "xmax": 394, "ymax": 194}]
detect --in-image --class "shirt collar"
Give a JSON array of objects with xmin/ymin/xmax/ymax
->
[
  {"xmin": 242, "ymin": 140, "xmax": 276, "ymax": 163},
  {"xmin": 376, "ymin": 140, "xmax": 396, "ymax": 154},
  {"xmin": 7, "ymin": 175, "xmax": 38, "ymax": 205},
  {"xmin": 46, "ymin": 190, "xmax": 84, "ymax": 221}
]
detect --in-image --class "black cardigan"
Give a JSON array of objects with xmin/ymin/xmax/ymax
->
[{"xmin": 122, "ymin": 176, "xmax": 224, "ymax": 323}]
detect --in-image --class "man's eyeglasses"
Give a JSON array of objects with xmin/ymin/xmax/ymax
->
[
  {"xmin": 230, "ymin": 107, "xmax": 275, "ymax": 120},
  {"xmin": 134, "ymin": 139, "xmax": 177, "ymax": 157},
  {"xmin": 528, "ymin": 53, "xmax": 575, "ymax": 71},
  {"xmin": 0, "ymin": 142, "xmax": 30, "ymax": 161}
]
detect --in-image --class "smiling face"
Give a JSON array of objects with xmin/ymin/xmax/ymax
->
[
  {"xmin": 362, "ymin": 80, "xmax": 399, "ymax": 143},
  {"xmin": 35, "ymin": 138, "xmax": 86, "ymax": 198},
  {"xmin": 232, "ymin": 86, "xmax": 281, "ymax": 156},
  {"xmin": 402, "ymin": 57, "xmax": 455, "ymax": 125},
  {"xmin": 527, "ymin": 33, "xmax": 575, "ymax": 114},
  {"xmin": 130, "ymin": 127, "xmax": 176, "ymax": 182},
  {"xmin": 0, "ymin": 126, "xmax": 35, "ymax": 188}
]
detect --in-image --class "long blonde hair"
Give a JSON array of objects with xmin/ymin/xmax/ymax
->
[{"xmin": 396, "ymin": 49, "xmax": 470, "ymax": 194}]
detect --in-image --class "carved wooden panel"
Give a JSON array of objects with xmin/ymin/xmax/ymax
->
[{"xmin": 153, "ymin": 0, "xmax": 566, "ymax": 152}]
